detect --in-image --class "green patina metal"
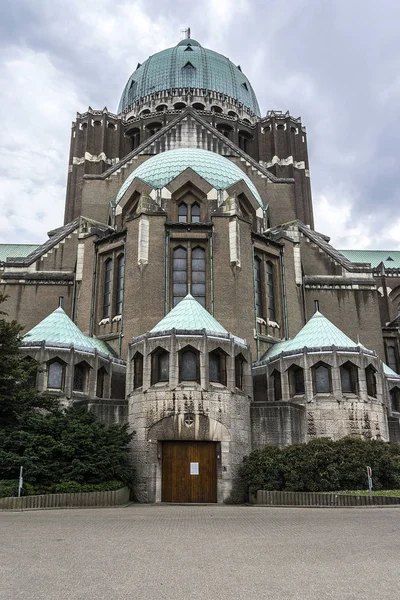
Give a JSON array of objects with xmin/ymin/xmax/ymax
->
[
  {"xmin": 262, "ymin": 311, "xmax": 359, "ymax": 361},
  {"xmin": 23, "ymin": 307, "xmax": 115, "ymax": 357},
  {"xmin": 339, "ymin": 249, "xmax": 400, "ymax": 269},
  {"xmin": 115, "ymin": 147, "xmax": 263, "ymax": 207},
  {"xmin": 118, "ymin": 38, "xmax": 260, "ymax": 116},
  {"xmin": 0, "ymin": 244, "xmax": 39, "ymax": 262},
  {"xmin": 150, "ymin": 293, "xmax": 228, "ymax": 335}
]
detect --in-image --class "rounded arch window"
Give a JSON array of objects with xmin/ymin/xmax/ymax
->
[
  {"xmin": 174, "ymin": 102, "xmax": 186, "ymax": 110},
  {"xmin": 140, "ymin": 109, "xmax": 151, "ymax": 116},
  {"xmin": 192, "ymin": 102, "xmax": 205, "ymax": 110},
  {"xmin": 211, "ymin": 105, "xmax": 223, "ymax": 114},
  {"xmin": 216, "ymin": 124, "xmax": 233, "ymax": 139},
  {"xmin": 156, "ymin": 104, "xmax": 168, "ymax": 112},
  {"xmin": 145, "ymin": 122, "xmax": 162, "ymax": 136},
  {"xmin": 93, "ymin": 120, "xmax": 102, "ymax": 127},
  {"xmin": 228, "ymin": 110, "xmax": 238, "ymax": 118}
]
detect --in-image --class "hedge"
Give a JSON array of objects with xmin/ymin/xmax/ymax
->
[
  {"xmin": 239, "ymin": 437, "xmax": 400, "ymax": 493},
  {"xmin": 0, "ymin": 479, "xmax": 125, "ymax": 498}
]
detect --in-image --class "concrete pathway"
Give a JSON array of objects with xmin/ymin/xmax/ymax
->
[{"xmin": 1, "ymin": 505, "xmax": 399, "ymax": 599}]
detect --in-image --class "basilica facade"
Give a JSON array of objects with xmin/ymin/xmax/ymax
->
[{"xmin": 1, "ymin": 35, "xmax": 400, "ymax": 502}]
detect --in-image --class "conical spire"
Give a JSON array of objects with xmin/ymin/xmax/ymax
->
[
  {"xmin": 263, "ymin": 311, "xmax": 360, "ymax": 361},
  {"xmin": 23, "ymin": 307, "xmax": 114, "ymax": 356},
  {"xmin": 150, "ymin": 294, "xmax": 228, "ymax": 335}
]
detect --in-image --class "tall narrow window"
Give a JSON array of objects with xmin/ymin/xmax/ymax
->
[
  {"xmin": 48, "ymin": 360, "xmax": 64, "ymax": 390},
  {"xmin": 390, "ymin": 387, "xmax": 400, "ymax": 412},
  {"xmin": 180, "ymin": 348, "xmax": 199, "ymax": 382},
  {"xmin": 191, "ymin": 247, "xmax": 206, "ymax": 307},
  {"xmin": 133, "ymin": 352, "xmax": 143, "ymax": 389},
  {"xmin": 103, "ymin": 259, "xmax": 112, "ymax": 318},
  {"xmin": 115, "ymin": 254, "xmax": 125, "ymax": 315},
  {"xmin": 173, "ymin": 247, "xmax": 187, "ymax": 306},
  {"xmin": 366, "ymin": 366, "xmax": 377, "ymax": 398},
  {"xmin": 209, "ymin": 350, "xmax": 226, "ymax": 386},
  {"xmin": 178, "ymin": 203, "xmax": 188, "ymax": 223},
  {"xmin": 387, "ymin": 346, "xmax": 398, "ymax": 373},
  {"xmin": 272, "ymin": 370, "xmax": 282, "ymax": 401},
  {"xmin": 235, "ymin": 354, "xmax": 245, "ymax": 389},
  {"xmin": 313, "ymin": 363, "xmax": 331, "ymax": 394},
  {"xmin": 254, "ymin": 257, "xmax": 263, "ymax": 317},
  {"xmin": 340, "ymin": 362, "xmax": 358, "ymax": 394},
  {"xmin": 191, "ymin": 203, "xmax": 200, "ymax": 223},
  {"xmin": 151, "ymin": 350, "xmax": 169, "ymax": 384},
  {"xmin": 73, "ymin": 362, "xmax": 88, "ymax": 393},
  {"xmin": 289, "ymin": 365, "xmax": 305, "ymax": 396},
  {"xmin": 266, "ymin": 262, "xmax": 276, "ymax": 322},
  {"xmin": 96, "ymin": 367, "xmax": 107, "ymax": 398}
]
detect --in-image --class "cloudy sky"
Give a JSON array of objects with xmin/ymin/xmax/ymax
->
[{"xmin": 0, "ymin": 0, "xmax": 399, "ymax": 249}]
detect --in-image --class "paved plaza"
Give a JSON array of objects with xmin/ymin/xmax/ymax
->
[{"xmin": 1, "ymin": 504, "xmax": 400, "ymax": 600}]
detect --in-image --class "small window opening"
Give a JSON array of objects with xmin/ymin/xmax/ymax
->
[
  {"xmin": 133, "ymin": 352, "xmax": 143, "ymax": 389},
  {"xmin": 313, "ymin": 362, "xmax": 331, "ymax": 394},
  {"xmin": 366, "ymin": 365, "xmax": 377, "ymax": 398},
  {"xmin": 48, "ymin": 360, "xmax": 64, "ymax": 390},
  {"xmin": 209, "ymin": 350, "xmax": 227, "ymax": 386},
  {"xmin": 180, "ymin": 349, "xmax": 199, "ymax": 382}
]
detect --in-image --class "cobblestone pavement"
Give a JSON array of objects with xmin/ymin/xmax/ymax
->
[{"xmin": 1, "ymin": 505, "xmax": 400, "ymax": 600}]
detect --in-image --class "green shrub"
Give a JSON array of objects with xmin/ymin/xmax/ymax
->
[
  {"xmin": 0, "ymin": 479, "xmax": 18, "ymax": 498},
  {"xmin": 239, "ymin": 437, "xmax": 400, "ymax": 494},
  {"xmin": 23, "ymin": 480, "xmax": 125, "ymax": 496}
]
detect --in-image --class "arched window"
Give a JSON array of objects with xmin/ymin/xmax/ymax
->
[
  {"xmin": 178, "ymin": 203, "xmax": 188, "ymax": 223},
  {"xmin": 156, "ymin": 104, "xmax": 168, "ymax": 112},
  {"xmin": 366, "ymin": 365, "xmax": 377, "ymax": 398},
  {"xmin": 211, "ymin": 105, "xmax": 223, "ymax": 114},
  {"xmin": 73, "ymin": 362, "xmax": 88, "ymax": 393},
  {"xmin": 390, "ymin": 387, "xmax": 400, "ymax": 412},
  {"xmin": 192, "ymin": 102, "xmax": 205, "ymax": 110},
  {"xmin": 145, "ymin": 122, "xmax": 162, "ymax": 137},
  {"xmin": 216, "ymin": 124, "xmax": 233, "ymax": 139},
  {"xmin": 172, "ymin": 247, "xmax": 188, "ymax": 306},
  {"xmin": 115, "ymin": 254, "xmax": 125, "ymax": 315},
  {"xmin": 48, "ymin": 360, "xmax": 64, "ymax": 390},
  {"xmin": 272, "ymin": 370, "xmax": 282, "ymax": 401},
  {"xmin": 235, "ymin": 354, "xmax": 245, "ymax": 389},
  {"xmin": 209, "ymin": 350, "xmax": 227, "ymax": 386},
  {"xmin": 288, "ymin": 365, "xmax": 305, "ymax": 396},
  {"xmin": 266, "ymin": 262, "xmax": 276, "ymax": 322},
  {"xmin": 130, "ymin": 128, "xmax": 140, "ymax": 150},
  {"xmin": 254, "ymin": 256, "xmax": 263, "ymax": 318},
  {"xmin": 180, "ymin": 348, "xmax": 199, "ymax": 382},
  {"xmin": 96, "ymin": 367, "xmax": 107, "ymax": 398},
  {"xmin": 340, "ymin": 362, "xmax": 358, "ymax": 394},
  {"xmin": 133, "ymin": 352, "xmax": 143, "ymax": 389},
  {"xmin": 103, "ymin": 258, "xmax": 112, "ymax": 318},
  {"xmin": 191, "ymin": 247, "xmax": 206, "ymax": 307},
  {"xmin": 313, "ymin": 363, "xmax": 331, "ymax": 394},
  {"xmin": 238, "ymin": 130, "xmax": 253, "ymax": 153},
  {"xmin": 151, "ymin": 349, "xmax": 169, "ymax": 384},
  {"xmin": 387, "ymin": 346, "xmax": 398, "ymax": 373},
  {"xmin": 191, "ymin": 203, "xmax": 201, "ymax": 223}
]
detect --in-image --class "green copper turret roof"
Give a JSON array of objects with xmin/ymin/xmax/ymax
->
[
  {"xmin": 116, "ymin": 148, "xmax": 263, "ymax": 206},
  {"xmin": 339, "ymin": 249, "xmax": 400, "ymax": 269},
  {"xmin": 150, "ymin": 294, "xmax": 228, "ymax": 335},
  {"xmin": 23, "ymin": 307, "xmax": 115, "ymax": 357},
  {"xmin": 118, "ymin": 38, "xmax": 260, "ymax": 116},
  {"xmin": 263, "ymin": 311, "xmax": 359, "ymax": 361}
]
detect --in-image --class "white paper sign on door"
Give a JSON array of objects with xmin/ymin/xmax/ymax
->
[{"xmin": 190, "ymin": 462, "xmax": 199, "ymax": 475}]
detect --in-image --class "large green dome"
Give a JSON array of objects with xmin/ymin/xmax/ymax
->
[
  {"xmin": 118, "ymin": 38, "xmax": 260, "ymax": 116},
  {"xmin": 115, "ymin": 148, "xmax": 263, "ymax": 206}
]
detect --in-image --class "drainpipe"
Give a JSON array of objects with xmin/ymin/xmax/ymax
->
[
  {"xmin": 209, "ymin": 231, "xmax": 214, "ymax": 316},
  {"xmin": 280, "ymin": 246, "xmax": 289, "ymax": 339},
  {"xmin": 118, "ymin": 237, "xmax": 127, "ymax": 358},
  {"xmin": 165, "ymin": 231, "xmax": 170, "ymax": 315},
  {"xmin": 251, "ymin": 242, "xmax": 261, "ymax": 361},
  {"xmin": 89, "ymin": 245, "xmax": 98, "ymax": 337}
]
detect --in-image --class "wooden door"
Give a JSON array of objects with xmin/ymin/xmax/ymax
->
[{"xmin": 162, "ymin": 441, "xmax": 217, "ymax": 503}]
